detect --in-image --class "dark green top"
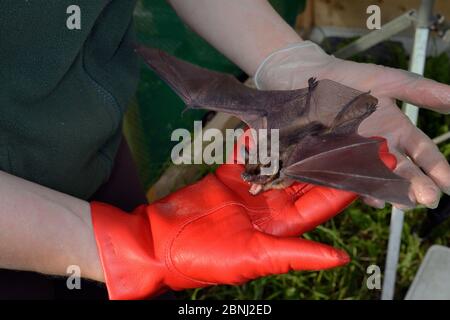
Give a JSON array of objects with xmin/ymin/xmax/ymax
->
[{"xmin": 0, "ymin": 0, "xmax": 139, "ymax": 199}]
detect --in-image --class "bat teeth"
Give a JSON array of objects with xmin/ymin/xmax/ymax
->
[{"xmin": 249, "ymin": 184, "xmax": 263, "ymax": 195}]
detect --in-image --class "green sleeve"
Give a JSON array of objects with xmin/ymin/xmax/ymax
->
[{"xmin": 0, "ymin": 0, "xmax": 139, "ymax": 199}]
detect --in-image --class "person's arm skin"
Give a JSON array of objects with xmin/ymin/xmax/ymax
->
[
  {"xmin": 0, "ymin": 170, "xmax": 104, "ymax": 282},
  {"xmin": 167, "ymin": 0, "xmax": 303, "ymax": 76}
]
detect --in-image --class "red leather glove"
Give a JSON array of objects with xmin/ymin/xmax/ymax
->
[{"xmin": 91, "ymin": 138, "xmax": 396, "ymax": 300}]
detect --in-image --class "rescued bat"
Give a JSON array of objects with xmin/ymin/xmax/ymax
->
[{"xmin": 135, "ymin": 45, "xmax": 413, "ymax": 207}]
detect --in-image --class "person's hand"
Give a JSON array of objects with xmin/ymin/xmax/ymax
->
[
  {"xmin": 91, "ymin": 140, "xmax": 395, "ymax": 299},
  {"xmin": 255, "ymin": 41, "xmax": 450, "ymax": 209}
]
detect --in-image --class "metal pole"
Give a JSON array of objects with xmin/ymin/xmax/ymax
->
[
  {"xmin": 334, "ymin": 10, "xmax": 416, "ymax": 60},
  {"xmin": 381, "ymin": 0, "xmax": 435, "ymax": 300}
]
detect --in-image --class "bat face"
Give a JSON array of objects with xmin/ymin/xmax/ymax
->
[{"xmin": 136, "ymin": 45, "xmax": 413, "ymax": 207}]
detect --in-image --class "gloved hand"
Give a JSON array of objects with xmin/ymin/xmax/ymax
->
[
  {"xmin": 91, "ymin": 138, "xmax": 396, "ymax": 300},
  {"xmin": 255, "ymin": 41, "xmax": 450, "ymax": 209}
]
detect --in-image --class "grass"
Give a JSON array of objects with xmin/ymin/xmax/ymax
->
[{"xmin": 176, "ymin": 41, "xmax": 450, "ymax": 300}]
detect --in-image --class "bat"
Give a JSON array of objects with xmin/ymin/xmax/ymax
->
[{"xmin": 135, "ymin": 45, "xmax": 413, "ymax": 207}]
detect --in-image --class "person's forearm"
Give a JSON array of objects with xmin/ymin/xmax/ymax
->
[
  {"xmin": 167, "ymin": 0, "xmax": 302, "ymax": 76},
  {"xmin": 0, "ymin": 171, "xmax": 104, "ymax": 282}
]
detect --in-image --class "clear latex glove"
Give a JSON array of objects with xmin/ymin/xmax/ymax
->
[{"xmin": 255, "ymin": 41, "xmax": 450, "ymax": 209}]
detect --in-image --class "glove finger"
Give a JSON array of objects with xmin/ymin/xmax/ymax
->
[
  {"xmin": 361, "ymin": 196, "xmax": 385, "ymax": 209},
  {"xmin": 391, "ymin": 150, "xmax": 439, "ymax": 209},
  {"xmin": 401, "ymin": 125, "xmax": 450, "ymax": 196},
  {"xmin": 249, "ymin": 233, "xmax": 350, "ymax": 277},
  {"xmin": 289, "ymin": 187, "xmax": 356, "ymax": 235},
  {"xmin": 373, "ymin": 65, "xmax": 450, "ymax": 113},
  {"xmin": 368, "ymin": 136, "xmax": 397, "ymax": 169}
]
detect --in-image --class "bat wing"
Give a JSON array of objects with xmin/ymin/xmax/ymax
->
[
  {"xmin": 276, "ymin": 79, "xmax": 378, "ymax": 145},
  {"xmin": 282, "ymin": 133, "xmax": 413, "ymax": 206},
  {"xmin": 135, "ymin": 45, "xmax": 309, "ymax": 130},
  {"xmin": 306, "ymin": 79, "xmax": 378, "ymax": 133}
]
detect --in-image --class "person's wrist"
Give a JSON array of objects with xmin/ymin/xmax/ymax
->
[
  {"xmin": 254, "ymin": 40, "xmax": 335, "ymax": 90},
  {"xmin": 90, "ymin": 202, "xmax": 167, "ymax": 299},
  {"xmin": 247, "ymin": 33, "xmax": 304, "ymax": 76}
]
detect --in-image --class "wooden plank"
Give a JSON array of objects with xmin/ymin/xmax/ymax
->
[
  {"xmin": 296, "ymin": 0, "xmax": 450, "ymax": 30},
  {"xmin": 296, "ymin": 0, "xmax": 315, "ymax": 38}
]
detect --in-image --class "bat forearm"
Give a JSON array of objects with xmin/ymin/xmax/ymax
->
[
  {"xmin": 167, "ymin": 0, "xmax": 303, "ymax": 76},
  {"xmin": 0, "ymin": 171, "xmax": 104, "ymax": 282}
]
